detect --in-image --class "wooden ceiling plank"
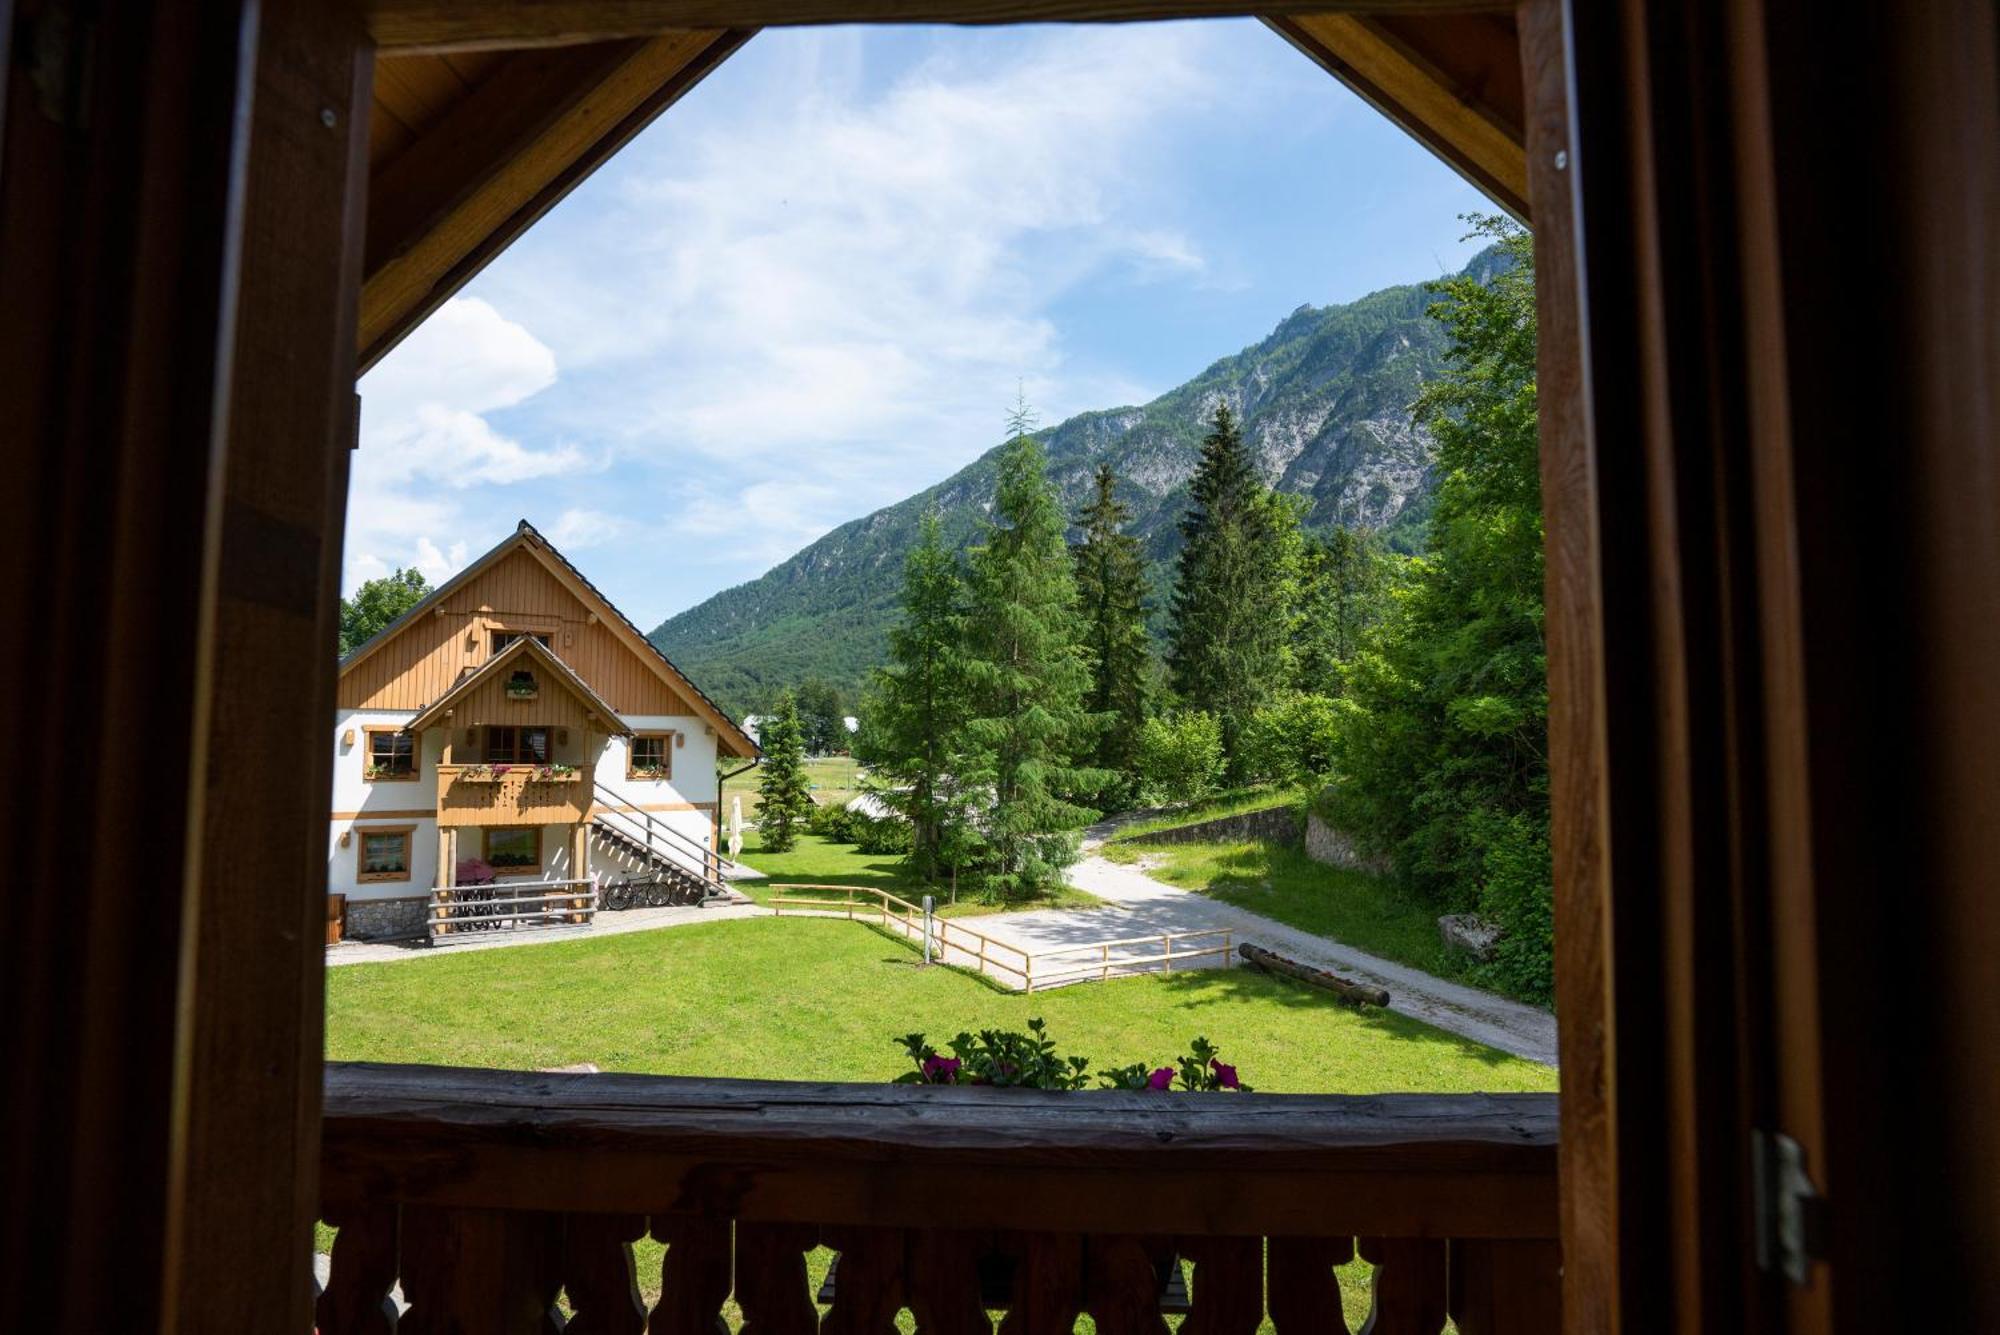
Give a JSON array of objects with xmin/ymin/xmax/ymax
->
[
  {"xmin": 366, "ymin": 0, "xmax": 1512, "ymax": 53},
  {"xmin": 359, "ymin": 29, "xmax": 749, "ymax": 370},
  {"xmin": 372, "ymin": 53, "xmax": 474, "ymax": 135},
  {"xmin": 1266, "ymin": 11, "xmax": 1529, "ymax": 222}
]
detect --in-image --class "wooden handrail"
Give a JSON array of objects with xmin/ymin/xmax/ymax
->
[
  {"xmin": 317, "ymin": 1064, "xmax": 1561, "ymax": 1333},
  {"xmin": 765, "ymin": 884, "xmax": 1238, "ymax": 991}
]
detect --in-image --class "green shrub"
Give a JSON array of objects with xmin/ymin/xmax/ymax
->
[
  {"xmin": 1466, "ymin": 811, "xmax": 1555, "ymax": 1007},
  {"xmin": 807, "ymin": 802, "xmax": 863, "ymax": 843},
  {"xmin": 1135, "ymin": 710, "xmax": 1225, "ymax": 804},
  {"xmin": 1238, "ymin": 692, "xmax": 1342, "ymax": 787},
  {"xmin": 854, "ymin": 814, "xmax": 912, "ymax": 855}
]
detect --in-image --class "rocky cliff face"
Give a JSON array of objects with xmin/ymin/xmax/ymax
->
[{"xmin": 651, "ymin": 251, "xmax": 1494, "ymax": 712}]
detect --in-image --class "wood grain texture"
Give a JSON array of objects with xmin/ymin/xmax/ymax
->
[
  {"xmin": 1355, "ymin": 1237, "xmax": 1446, "ymax": 1335},
  {"xmin": 1510, "ymin": 5, "xmax": 1611, "ymax": 1335},
  {"xmin": 399, "ymin": 1205, "xmax": 563, "ymax": 1334},
  {"xmin": 1083, "ymin": 1236, "xmax": 1172, "ymax": 1335},
  {"xmin": 322, "ymin": 1064, "xmax": 1558, "ymax": 1239},
  {"xmin": 820, "ymin": 1227, "xmax": 907, "ymax": 1335},
  {"xmin": 365, "ymin": 0, "xmax": 1512, "ymax": 52},
  {"xmin": 318, "ymin": 1201, "xmax": 403, "ymax": 1335},
  {"xmin": 1447, "ymin": 1238, "xmax": 1561, "ymax": 1335},
  {"xmin": 905, "ymin": 1230, "xmax": 991, "ymax": 1335},
  {"xmin": 996, "ymin": 1231, "xmax": 1085, "ymax": 1335},
  {"xmin": 1265, "ymin": 12, "xmax": 1527, "ymax": 221},
  {"xmin": 1267, "ymin": 1236, "xmax": 1352, "ymax": 1335},
  {"xmin": 652, "ymin": 1214, "xmax": 734, "ymax": 1335},
  {"xmin": 560, "ymin": 1211, "xmax": 650, "ymax": 1335},
  {"xmin": 0, "ymin": 0, "xmax": 260, "ymax": 1326},
  {"xmin": 1178, "ymin": 1236, "xmax": 1262, "ymax": 1335},
  {"xmin": 359, "ymin": 30, "xmax": 746, "ymax": 368}
]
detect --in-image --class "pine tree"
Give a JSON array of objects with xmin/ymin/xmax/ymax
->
[
  {"xmin": 1071, "ymin": 464, "xmax": 1152, "ymax": 807},
  {"xmin": 1167, "ymin": 403, "xmax": 1293, "ymax": 777},
  {"xmin": 756, "ymin": 691, "xmax": 814, "ymax": 853},
  {"xmin": 859, "ymin": 512, "xmax": 980, "ymax": 892},
  {"xmin": 1293, "ymin": 526, "xmax": 1393, "ymax": 693},
  {"xmin": 962, "ymin": 401, "xmax": 1103, "ymax": 900}
]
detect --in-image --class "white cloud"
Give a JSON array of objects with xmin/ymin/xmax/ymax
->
[
  {"xmin": 545, "ymin": 507, "xmax": 636, "ymax": 550},
  {"xmin": 475, "ymin": 26, "xmax": 1224, "ymax": 472},
  {"xmin": 344, "ymin": 298, "xmax": 581, "ymax": 591}
]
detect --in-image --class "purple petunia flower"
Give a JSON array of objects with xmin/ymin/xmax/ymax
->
[
  {"xmin": 1146, "ymin": 1066, "xmax": 1174, "ymax": 1091},
  {"xmin": 922, "ymin": 1056, "xmax": 962, "ymax": 1084},
  {"xmin": 1210, "ymin": 1060, "xmax": 1240, "ymax": 1090}
]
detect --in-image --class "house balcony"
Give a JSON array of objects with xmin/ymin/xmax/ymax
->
[
  {"xmin": 435, "ymin": 763, "xmax": 591, "ymax": 827},
  {"xmin": 318, "ymin": 1064, "xmax": 1560, "ymax": 1333}
]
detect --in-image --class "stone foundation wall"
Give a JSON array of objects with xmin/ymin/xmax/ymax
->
[
  {"xmin": 1304, "ymin": 811, "xmax": 1392, "ymax": 875},
  {"xmin": 342, "ymin": 895, "xmax": 428, "ymax": 941},
  {"xmin": 1132, "ymin": 804, "xmax": 1302, "ymax": 847}
]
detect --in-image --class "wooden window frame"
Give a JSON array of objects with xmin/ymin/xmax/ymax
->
[
  {"xmin": 362, "ymin": 727, "xmax": 418, "ymax": 782},
  {"xmin": 489, "ymin": 629, "xmax": 552, "ymax": 656},
  {"xmin": 482, "ymin": 825, "xmax": 543, "ymax": 875},
  {"xmin": 627, "ymin": 732, "xmax": 672, "ymax": 781},
  {"xmin": 355, "ymin": 825, "xmax": 418, "ymax": 884},
  {"xmin": 484, "ymin": 725, "xmax": 552, "ymax": 764}
]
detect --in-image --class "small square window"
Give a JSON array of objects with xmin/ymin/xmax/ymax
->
[
  {"xmin": 357, "ymin": 827, "xmax": 414, "ymax": 882},
  {"xmin": 629, "ymin": 734, "xmax": 671, "ymax": 779},
  {"xmin": 365, "ymin": 729, "xmax": 416, "ymax": 781},
  {"xmin": 484, "ymin": 826, "xmax": 541, "ymax": 872}
]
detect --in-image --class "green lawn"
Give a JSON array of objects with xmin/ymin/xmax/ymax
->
[
  {"xmin": 736, "ymin": 831, "xmax": 1103, "ymax": 918},
  {"xmin": 1101, "ymin": 839, "xmax": 1476, "ymax": 985},
  {"xmin": 722, "ymin": 755, "xmax": 864, "ymax": 826},
  {"xmin": 325, "ymin": 917, "xmax": 1546, "ymax": 1327}
]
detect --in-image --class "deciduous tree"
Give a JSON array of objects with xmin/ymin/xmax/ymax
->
[{"xmin": 338, "ymin": 567, "xmax": 431, "ymax": 655}]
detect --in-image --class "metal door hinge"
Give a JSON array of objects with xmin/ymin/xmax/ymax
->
[{"xmin": 1753, "ymin": 1128, "xmax": 1829, "ymax": 1286}]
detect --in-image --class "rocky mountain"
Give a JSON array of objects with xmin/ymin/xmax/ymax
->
[{"xmin": 650, "ymin": 251, "xmax": 1495, "ymax": 714}]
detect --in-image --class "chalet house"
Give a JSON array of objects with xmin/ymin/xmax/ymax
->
[{"xmin": 332, "ymin": 520, "xmax": 759, "ymax": 939}]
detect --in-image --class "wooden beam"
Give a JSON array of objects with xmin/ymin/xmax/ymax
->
[
  {"xmin": 1266, "ymin": 11, "xmax": 1529, "ymax": 221},
  {"xmin": 324, "ymin": 1064, "xmax": 1560, "ymax": 1239},
  {"xmin": 174, "ymin": 1, "xmax": 375, "ymax": 1328},
  {"xmin": 366, "ymin": 1, "xmax": 1513, "ymax": 54},
  {"xmin": 360, "ymin": 29, "xmax": 749, "ymax": 370},
  {"xmin": 0, "ymin": 1, "xmax": 260, "ymax": 1328}
]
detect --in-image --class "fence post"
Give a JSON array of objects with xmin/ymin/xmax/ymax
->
[{"xmin": 922, "ymin": 895, "xmax": 935, "ymax": 965}]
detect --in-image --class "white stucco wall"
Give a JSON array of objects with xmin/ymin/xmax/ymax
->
[
  {"xmin": 592, "ymin": 718, "xmax": 719, "ymax": 874},
  {"xmin": 329, "ymin": 709, "xmax": 441, "ymax": 902}
]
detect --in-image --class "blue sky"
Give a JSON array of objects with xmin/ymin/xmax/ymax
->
[{"xmin": 348, "ymin": 20, "xmax": 1495, "ymax": 628}]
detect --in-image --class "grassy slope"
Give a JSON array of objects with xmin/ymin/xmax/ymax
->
[
  {"xmin": 723, "ymin": 755, "xmax": 865, "ymax": 825},
  {"xmin": 326, "ymin": 919, "xmax": 1546, "ymax": 1326},
  {"xmin": 1101, "ymin": 839, "xmax": 1479, "ymax": 988}
]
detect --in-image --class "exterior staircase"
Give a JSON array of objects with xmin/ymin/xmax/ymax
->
[{"xmin": 590, "ymin": 783, "xmax": 745, "ymax": 909}]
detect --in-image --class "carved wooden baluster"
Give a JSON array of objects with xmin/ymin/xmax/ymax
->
[
  {"xmin": 317, "ymin": 1201, "xmax": 401, "ymax": 1335},
  {"xmin": 1178, "ymin": 1236, "xmax": 1262, "ymax": 1335},
  {"xmin": 820, "ymin": 1226, "xmax": 906, "ymax": 1335},
  {"xmin": 1082, "ymin": 1236, "xmax": 1172, "ymax": 1335},
  {"xmin": 1355, "ymin": 1238, "xmax": 1447, "ymax": 1335},
  {"xmin": 558, "ymin": 1212, "xmax": 648, "ymax": 1335},
  {"xmin": 1445, "ymin": 1239, "xmax": 1561, "ymax": 1335},
  {"xmin": 904, "ymin": 1228, "xmax": 990, "ymax": 1335},
  {"xmin": 735, "ymin": 1222, "xmax": 821, "ymax": 1335},
  {"xmin": 1266, "ymin": 1236, "xmax": 1354, "ymax": 1335},
  {"xmin": 995, "ymin": 1231, "xmax": 1083, "ymax": 1335},
  {"xmin": 651, "ymin": 1215, "xmax": 733, "ymax": 1335},
  {"xmin": 397, "ymin": 1206, "xmax": 562, "ymax": 1335}
]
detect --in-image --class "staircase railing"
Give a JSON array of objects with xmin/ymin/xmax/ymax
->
[{"xmin": 591, "ymin": 782, "xmax": 728, "ymax": 889}]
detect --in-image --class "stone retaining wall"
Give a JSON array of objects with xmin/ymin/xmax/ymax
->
[
  {"xmin": 1304, "ymin": 811, "xmax": 1392, "ymax": 875},
  {"xmin": 343, "ymin": 895, "xmax": 428, "ymax": 941},
  {"xmin": 1128, "ymin": 804, "xmax": 1302, "ymax": 847}
]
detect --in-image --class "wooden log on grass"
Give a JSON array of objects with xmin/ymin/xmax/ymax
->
[{"xmin": 1237, "ymin": 943, "xmax": 1391, "ymax": 1008}]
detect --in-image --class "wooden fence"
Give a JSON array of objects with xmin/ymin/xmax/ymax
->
[{"xmin": 765, "ymin": 884, "xmax": 1233, "ymax": 992}]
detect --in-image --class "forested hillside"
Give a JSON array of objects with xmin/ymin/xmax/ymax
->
[{"xmin": 650, "ymin": 251, "xmax": 1503, "ymax": 713}]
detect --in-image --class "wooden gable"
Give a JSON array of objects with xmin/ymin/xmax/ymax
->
[{"xmin": 339, "ymin": 543, "xmax": 697, "ymax": 717}]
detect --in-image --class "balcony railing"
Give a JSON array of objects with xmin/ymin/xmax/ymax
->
[
  {"xmin": 317, "ymin": 1062, "xmax": 1560, "ymax": 1333},
  {"xmin": 436, "ymin": 763, "xmax": 593, "ymax": 826}
]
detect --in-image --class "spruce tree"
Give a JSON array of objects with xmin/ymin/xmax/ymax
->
[
  {"xmin": 1167, "ymin": 403, "xmax": 1292, "ymax": 777},
  {"xmin": 756, "ymin": 691, "xmax": 814, "ymax": 853},
  {"xmin": 962, "ymin": 402, "xmax": 1103, "ymax": 900},
  {"xmin": 1071, "ymin": 464, "xmax": 1151, "ymax": 807},
  {"xmin": 859, "ymin": 512, "xmax": 980, "ymax": 892},
  {"xmin": 1293, "ymin": 526, "xmax": 1392, "ymax": 693}
]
